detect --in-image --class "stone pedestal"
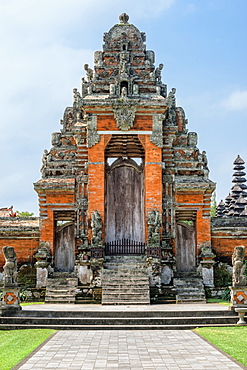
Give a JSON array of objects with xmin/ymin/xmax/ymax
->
[
  {"xmin": 230, "ymin": 286, "xmax": 247, "ymax": 308},
  {"xmin": 1, "ymin": 287, "xmax": 22, "ymax": 312},
  {"xmin": 201, "ymin": 261, "xmax": 214, "ymax": 287},
  {"xmin": 235, "ymin": 308, "xmax": 247, "ymax": 325},
  {"xmin": 36, "ymin": 267, "xmax": 48, "ymax": 288},
  {"xmin": 199, "ymin": 246, "xmax": 215, "ymax": 288}
]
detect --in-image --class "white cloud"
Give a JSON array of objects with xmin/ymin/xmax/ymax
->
[{"xmin": 220, "ymin": 90, "xmax": 247, "ymax": 111}]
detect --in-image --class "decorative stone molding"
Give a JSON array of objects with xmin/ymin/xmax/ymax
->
[
  {"xmin": 150, "ymin": 114, "xmax": 165, "ymax": 148},
  {"xmin": 87, "ymin": 114, "xmax": 100, "ymax": 148},
  {"xmin": 113, "ymin": 99, "xmax": 137, "ymax": 131}
]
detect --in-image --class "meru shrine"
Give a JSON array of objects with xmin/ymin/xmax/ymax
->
[{"xmin": 0, "ymin": 14, "xmax": 247, "ymax": 305}]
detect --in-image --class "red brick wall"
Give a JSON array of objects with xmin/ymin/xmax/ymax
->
[{"xmin": 0, "ymin": 238, "xmax": 40, "ymax": 270}]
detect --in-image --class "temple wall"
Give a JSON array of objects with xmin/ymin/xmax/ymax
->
[
  {"xmin": 0, "ymin": 217, "xmax": 40, "ymax": 269},
  {"xmin": 211, "ymin": 217, "xmax": 247, "ymax": 263}
]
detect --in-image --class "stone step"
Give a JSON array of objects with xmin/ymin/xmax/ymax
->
[
  {"xmin": 45, "ymin": 277, "xmax": 78, "ymax": 303},
  {"xmin": 2, "ymin": 309, "xmax": 237, "ymax": 318},
  {"xmin": 173, "ymin": 276, "xmax": 206, "ymax": 303},
  {"xmin": 102, "ymin": 293, "xmax": 150, "ymax": 298},
  {"xmin": 46, "ymin": 279, "xmax": 78, "ymax": 286},
  {"xmin": 102, "ymin": 286, "xmax": 149, "ymax": 291},
  {"xmin": 0, "ymin": 315, "xmax": 241, "ymax": 329},
  {"xmin": 0, "ymin": 323, "xmax": 241, "ymax": 330},
  {"xmin": 102, "ymin": 279, "xmax": 149, "ymax": 284},
  {"xmin": 103, "ymin": 269, "xmax": 148, "ymax": 275}
]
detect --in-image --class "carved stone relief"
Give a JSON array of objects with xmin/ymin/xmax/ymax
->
[
  {"xmin": 87, "ymin": 114, "xmax": 100, "ymax": 148},
  {"xmin": 113, "ymin": 99, "xmax": 137, "ymax": 131},
  {"xmin": 150, "ymin": 114, "xmax": 165, "ymax": 148}
]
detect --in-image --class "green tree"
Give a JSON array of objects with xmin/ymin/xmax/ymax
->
[
  {"xmin": 210, "ymin": 191, "xmax": 217, "ymax": 217},
  {"xmin": 16, "ymin": 211, "xmax": 34, "ymax": 217}
]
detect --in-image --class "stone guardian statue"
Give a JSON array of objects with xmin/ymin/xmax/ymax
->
[
  {"xmin": 232, "ymin": 246, "xmax": 246, "ymax": 287},
  {"xmin": 3, "ymin": 246, "xmax": 18, "ymax": 287}
]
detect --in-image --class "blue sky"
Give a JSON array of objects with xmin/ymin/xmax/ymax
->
[{"xmin": 0, "ymin": 0, "xmax": 247, "ymax": 215}]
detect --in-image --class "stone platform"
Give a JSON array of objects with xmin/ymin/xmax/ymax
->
[{"xmin": 0, "ymin": 303, "xmax": 243, "ymax": 330}]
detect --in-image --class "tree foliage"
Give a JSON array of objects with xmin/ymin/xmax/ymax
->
[
  {"xmin": 16, "ymin": 211, "xmax": 34, "ymax": 217},
  {"xmin": 210, "ymin": 191, "xmax": 217, "ymax": 217}
]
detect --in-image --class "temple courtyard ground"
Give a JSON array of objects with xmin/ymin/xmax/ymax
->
[{"xmin": 9, "ymin": 303, "xmax": 247, "ymax": 370}]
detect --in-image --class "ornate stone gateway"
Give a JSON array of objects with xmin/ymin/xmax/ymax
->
[{"xmin": 33, "ymin": 13, "xmax": 215, "ymax": 304}]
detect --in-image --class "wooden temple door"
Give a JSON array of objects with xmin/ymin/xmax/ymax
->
[
  {"xmin": 176, "ymin": 221, "xmax": 196, "ymax": 272},
  {"xmin": 54, "ymin": 211, "xmax": 75, "ymax": 272},
  {"xmin": 105, "ymin": 157, "xmax": 144, "ymax": 244}
]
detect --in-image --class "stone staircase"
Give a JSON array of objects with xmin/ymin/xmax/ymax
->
[
  {"xmin": 0, "ymin": 308, "xmax": 241, "ymax": 330},
  {"xmin": 102, "ymin": 255, "xmax": 150, "ymax": 305},
  {"xmin": 173, "ymin": 274, "xmax": 206, "ymax": 303},
  {"xmin": 45, "ymin": 273, "xmax": 78, "ymax": 304}
]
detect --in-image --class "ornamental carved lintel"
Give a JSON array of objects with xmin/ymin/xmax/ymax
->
[{"xmin": 113, "ymin": 99, "xmax": 138, "ymax": 131}]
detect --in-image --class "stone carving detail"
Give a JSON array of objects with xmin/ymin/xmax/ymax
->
[
  {"xmin": 84, "ymin": 64, "xmax": 93, "ymax": 81},
  {"xmin": 51, "ymin": 132, "xmax": 62, "ymax": 147},
  {"xmin": 148, "ymin": 210, "xmax": 161, "ymax": 246},
  {"xmin": 94, "ymin": 51, "xmax": 103, "ymax": 66},
  {"xmin": 146, "ymin": 50, "xmax": 155, "ymax": 64},
  {"xmin": 87, "ymin": 114, "xmax": 100, "ymax": 148},
  {"xmin": 34, "ymin": 242, "xmax": 51, "ymax": 268},
  {"xmin": 119, "ymin": 13, "xmax": 129, "ymax": 24},
  {"xmin": 155, "ymin": 63, "xmax": 163, "ymax": 83},
  {"xmin": 176, "ymin": 107, "xmax": 188, "ymax": 133},
  {"xmin": 232, "ymin": 246, "xmax": 246, "ymax": 287},
  {"xmin": 113, "ymin": 100, "xmax": 137, "ymax": 131},
  {"xmin": 3, "ymin": 246, "xmax": 18, "ymax": 287},
  {"xmin": 150, "ymin": 114, "xmax": 165, "ymax": 148},
  {"xmin": 165, "ymin": 88, "xmax": 176, "ymax": 126},
  {"xmin": 188, "ymin": 132, "xmax": 198, "ymax": 148},
  {"xmin": 91, "ymin": 211, "xmax": 102, "ymax": 246},
  {"xmin": 201, "ymin": 150, "xmax": 209, "ymax": 170}
]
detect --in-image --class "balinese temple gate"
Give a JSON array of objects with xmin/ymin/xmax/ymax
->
[{"xmin": 34, "ymin": 14, "xmax": 215, "ymax": 304}]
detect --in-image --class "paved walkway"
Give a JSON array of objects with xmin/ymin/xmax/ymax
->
[
  {"xmin": 13, "ymin": 304, "xmax": 246, "ymax": 370},
  {"xmin": 15, "ymin": 329, "xmax": 245, "ymax": 370}
]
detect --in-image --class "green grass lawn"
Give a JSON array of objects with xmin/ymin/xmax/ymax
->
[
  {"xmin": 195, "ymin": 327, "xmax": 247, "ymax": 366},
  {"xmin": 20, "ymin": 301, "xmax": 44, "ymax": 306},
  {"xmin": 206, "ymin": 298, "xmax": 230, "ymax": 305},
  {"xmin": 0, "ymin": 329, "xmax": 55, "ymax": 370}
]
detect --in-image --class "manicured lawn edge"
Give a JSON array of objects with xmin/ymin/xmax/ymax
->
[
  {"xmin": 0, "ymin": 330, "xmax": 56, "ymax": 370},
  {"xmin": 194, "ymin": 329, "xmax": 247, "ymax": 369}
]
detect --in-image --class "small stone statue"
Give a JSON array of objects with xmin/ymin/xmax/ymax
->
[
  {"xmin": 41, "ymin": 149, "xmax": 48, "ymax": 176},
  {"xmin": 3, "ymin": 246, "xmax": 18, "ymax": 287},
  {"xmin": 84, "ymin": 64, "xmax": 93, "ymax": 82},
  {"xmin": 121, "ymin": 86, "xmax": 127, "ymax": 98},
  {"xmin": 91, "ymin": 211, "xmax": 102, "ymax": 246},
  {"xmin": 155, "ymin": 63, "xmax": 164, "ymax": 83},
  {"xmin": 148, "ymin": 210, "xmax": 161, "ymax": 245},
  {"xmin": 232, "ymin": 246, "xmax": 246, "ymax": 287},
  {"xmin": 202, "ymin": 150, "xmax": 209, "ymax": 170}
]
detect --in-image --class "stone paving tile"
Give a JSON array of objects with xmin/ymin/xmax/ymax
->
[{"xmin": 15, "ymin": 330, "xmax": 245, "ymax": 370}]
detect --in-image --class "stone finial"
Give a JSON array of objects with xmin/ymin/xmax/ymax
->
[
  {"xmin": 232, "ymin": 246, "xmax": 246, "ymax": 287},
  {"xmin": 3, "ymin": 246, "xmax": 18, "ymax": 287},
  {"xmin": 119, "ymin": 13, "xmax": 129, "ymax": 24}
]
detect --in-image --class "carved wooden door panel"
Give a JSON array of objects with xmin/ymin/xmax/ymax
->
[
  {"xmin": 54, "ymin": 222, "xmax": 75, "ymax": 272},
  {"xmin": 105, "ymin": 158, "xmax": 144, "ymax": 244},
  {"xmin": 176, "ymin": 222, "xmax": 196, "ymax": 272}
]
